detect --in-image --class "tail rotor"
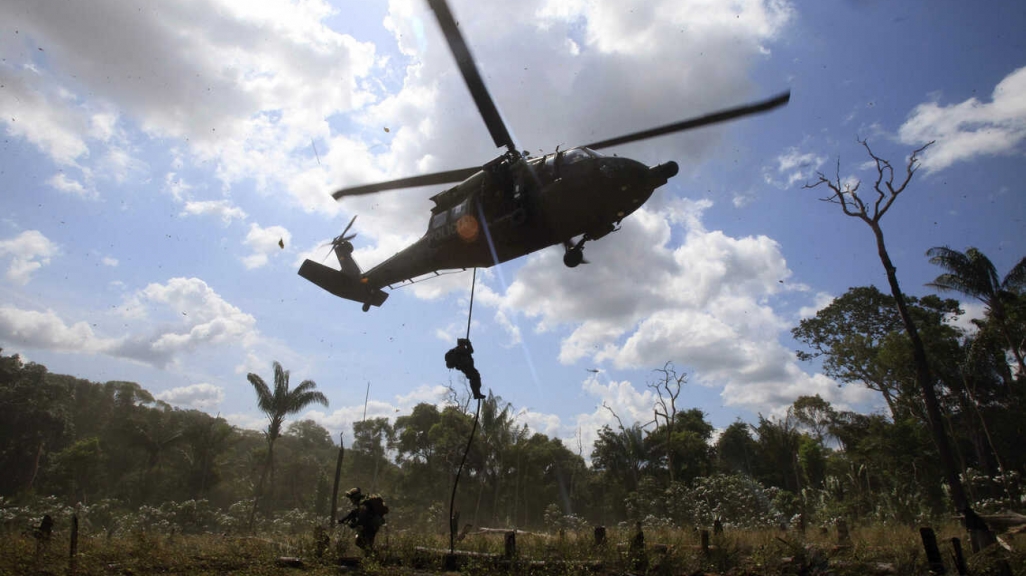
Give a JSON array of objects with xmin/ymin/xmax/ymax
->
[{"xmin": 322, "ymin": 215, "xmax": 359, "ymax": 261}]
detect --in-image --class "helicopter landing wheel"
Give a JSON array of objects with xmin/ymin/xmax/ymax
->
[
  {"xmin": 563, "ymin": 247, "xmax": 585, "ymax": 268},
  {"xmin": 362, "ymin": 302, "xmax": 371, "ymax": 312}
]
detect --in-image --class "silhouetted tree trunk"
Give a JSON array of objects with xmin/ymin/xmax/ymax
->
[
  {"xmin": 806, "ymin": 139, "xmax": 972, "ymax": 516},
  {"xmin": 649, "ymin": 362, "xmax": 685, "ymax": 484},
  {"xmin": 27, "ymin": 440, "xmax": 44, "ymax": 492}
]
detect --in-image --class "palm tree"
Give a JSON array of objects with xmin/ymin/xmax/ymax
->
[
  {"xmin": 247, "ymin": 361, "xmax": 328, "ymax": 529},
  {"xmin": 926, "ymin": 246, "xmax": 1026, "ymax": 376}
]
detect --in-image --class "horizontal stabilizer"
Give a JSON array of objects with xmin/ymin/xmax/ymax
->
[{"xmin": 299, "ymin": 260, "xmax": 388, "ymax": 308}]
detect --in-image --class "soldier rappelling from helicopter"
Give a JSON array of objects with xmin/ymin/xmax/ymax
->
[{"xmin": 444, "ymin": 338, "xmax": 485, "ymax": 400}]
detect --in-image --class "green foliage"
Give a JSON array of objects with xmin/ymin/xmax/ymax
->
[
  {"xmin": 792, "ymin": 286, "xmax": 965, "ymax": 419},
  {"xmin": 663, "ymin": 474, "xmax": 785, "ymax": 529},
  {"xmin": 2, "ymin": 348, "xmax": 1024, "ymax": 534}
]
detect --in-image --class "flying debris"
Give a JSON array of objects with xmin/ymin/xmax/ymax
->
[{"xmin": 299, "ymin": 0, "xmax": 790, "ymax": 312}]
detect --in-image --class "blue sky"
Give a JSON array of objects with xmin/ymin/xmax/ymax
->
[{"xmin": 1, "ymin": 0, "xmax": 1024, "ymax": 452}]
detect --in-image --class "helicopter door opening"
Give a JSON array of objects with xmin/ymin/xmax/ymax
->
[{"xmin": 449, "ymin": 200, "xmax": 467, "ymax": 221}]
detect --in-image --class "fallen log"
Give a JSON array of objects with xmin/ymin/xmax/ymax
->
[
  {"xmin": 411, "ymin": 546, "xmax": 603, "ymax": 571},
  {"xmin": 465, "ymin": 527, "xmax": 552, "ymax": 538}
]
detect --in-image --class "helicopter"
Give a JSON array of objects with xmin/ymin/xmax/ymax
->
[{"xmin": 299, "ymin": 0, "xmax": 790, "ymax": 312}]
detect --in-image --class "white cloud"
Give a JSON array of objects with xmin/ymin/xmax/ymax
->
[
  {"xmin": 89, "ymin": 111, "xmax": 119, "ymax": 142},
  {"xmin": 101, "ymin": 256, "xmax": 119, "ymax": 267},
  {"xmin": 764, "ymin": 147, "xmax": 826, "ymax": 189},
  {"xmin": 0, "ymin": 306, "xmax": 115, "ymax": 353},
  {"xmin": 797, "ymin": 291, "xmax": 833, "ymax": 320},
  {"xmin": 560, "ymin": 374, "xmax": 661, "ymax": 461},
  {"xmin": 493, "ymin": 310, "xmax": 523, "ymax": 347},
  {"xmin": 0, "ymin": 69, "xmax": 90, "ymax": 165},
  {"xmin": 242, "ymin": 223, "xmax": 291, "ymax": 269},
  {"xmin": 156, "ymin": 383, "xmax": 225, "ymax": 409},
  {"xmin": 394, "ymin": 384, "xmax": 450, "ymax": 408},
  {"xmin": 485, "ymin": 199, "xmax": 841, "ymax": 414},
  {"xmin": 732, "ymin": 190, "xmax": 756, "ymax": 208},
  {"xmin": 899, "ymin": 66, "xmax": 1026, "ymax": 173},
  {"xmin": 181, "ymin": 200, "xmax": 248, "ymax": 224},
  {"xmin": 1, "ymin": 277, "xmax": 264, "ymax": 368},
  {"xmin": 99, "ymin": 145, "xmax": 147, "ymax": 184},
  {"xmin": 947, "ymin": 300, "xmax": 987, "ymax": 335},
  {"xmin": 223, "ymin": 412, "xmax": 268, "ymax": 432},
  {"xmin": 235, "ymin": 351, "xmax": 266, "ymax": 376},
  {"xmin": 2, "ymin": 0, "xmax": 378, "ymax": 218},
  {"xmin": 117, "ymin": 277, "xmax": 260, "ymax": 366},
  {"xmin": 138, "ymin": 277, "xmax": 257, "ymax": 346},
  {"xmin": 0, "ymin": 230, "xmax": 59, "ymax": 284},
  {"xmin": 434, "ymin": 320, "xmax": 475, "ymax": 344},
  {"xmin": 516, "ymin": 408, "xmax": 562, "ymax": 438},
  {"xmin": 164, "ymin": 172, "xmax": 193, "ymax": 202},
  {"xmin": 47, "ymin": 173, "xmax": 94, "ymax": 198}
]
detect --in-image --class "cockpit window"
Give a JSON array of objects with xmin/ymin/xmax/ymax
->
[
  {"xmin": 430, "ymin": 211, "xmax": 447, "ymax": 230},
  {"xmin": 562, "ymin": 148, "xmax": 595, "ymax": 164}
]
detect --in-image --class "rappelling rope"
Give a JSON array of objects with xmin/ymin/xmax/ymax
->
[
  {"xmin": 448, "ymin": 392, "xmax": 481, "ymax": 554},
  {"xmin": 449, "ymin": 267, "xmax": 481, "ymax": 555},
  {"xmin": 465, "ymin": 267, "xmax": 477, "ymax": 339}
]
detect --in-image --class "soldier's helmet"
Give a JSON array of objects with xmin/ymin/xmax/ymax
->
[{"xmin": 345, "ymin": 487, "xmax": 363, "ymax": 503}]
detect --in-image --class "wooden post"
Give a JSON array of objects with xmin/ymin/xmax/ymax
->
[
  {"xmin": 593, "ymin": 525, "xmax": 606, "ymax": 546},
  {"xmin": 919, "ymin": 527, "xmax": 946, "ymax": 575},
  {"xmin": 629, "ymin": 522, "xmax": 647, "ymax": 571},
  {"xmin": 329, "ymin": 434, "xmax": 345, "ymax": 525},
  {"xmin": 68, "ymin": 513, "xmax": 79, "ymax": 576},
  {"xmin": 836, "ymin": 519, "xmax": 851, "ymax": 546},
  {"xmin": 700, "ymin": 529, "xmax": 710, "ymax": 556},
  {"xmin": 313, "ymin": 525, "xmax": 328, "ymax": 558},
  {"xmin": 504, "ymin": 531, "xmax": 517, "ymax": 559},
  {"xmin": 963, "ymin": 507, "xmax": 997, "ymax": 553},
  {"xmin": 950, "ymin": 537, "xmax": 967, "ymax": 576}
]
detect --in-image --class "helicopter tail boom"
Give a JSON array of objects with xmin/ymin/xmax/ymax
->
[{"xmin": 299, "ymin": 259, "xmax": 389, "ymax": 309}]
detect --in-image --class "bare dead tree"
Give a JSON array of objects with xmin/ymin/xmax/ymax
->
[
  {"xmin": 648, "ymin": 362, "xmax": 687, "ymax": 483},
  {"xmin": 601, "ymin": 402, "xmax": 627, "ymax": 432},
  {"xmin": 804, "ymin": 138, "xmax": 978, "ymax": 524}
]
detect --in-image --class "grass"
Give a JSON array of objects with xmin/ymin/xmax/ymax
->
[{"xmin": 2, "ymin": 522, "xmax": 1023, "ymax": 575}]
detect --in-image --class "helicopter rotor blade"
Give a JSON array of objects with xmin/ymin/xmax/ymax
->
[
  {"xmin": 321, "ymin": 244, "xmax": 336, "ymax": 262},
  {"xmin": 340, "ymin": 214, "xmax": 358, "ymax": 239},
  {"xmin": 584, "ymin": 91, "xmax": 791, "ymax": 151},
  {"xmin": 426, "ymin": 0, "xmax": 517, "ymax": 153},
  {"xmin": 332, "ymin": 166, "xmax": 482, "ymax": 199}
]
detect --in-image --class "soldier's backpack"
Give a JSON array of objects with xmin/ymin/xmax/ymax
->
[{"xmin": 366, "ymin": 495, "xmax": 389, "ymax": 517}]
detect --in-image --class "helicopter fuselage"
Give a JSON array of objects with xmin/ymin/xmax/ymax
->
[
  {"xmin": 298, "ymin": 0, "xmax": 786, "ymax": 311},
  {"xmin": 360, "ymin": 147, "xmax": 678, "ymax": 289}
]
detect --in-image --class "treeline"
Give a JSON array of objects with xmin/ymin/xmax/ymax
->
[{"xmin": 1, "ymin": 252, "xmax": 1024, "ymax": 531}]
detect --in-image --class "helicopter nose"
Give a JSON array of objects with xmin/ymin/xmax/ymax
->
[{"xmin": 648, "ymin": 161, "xmax": 678, "ymax": 185}]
